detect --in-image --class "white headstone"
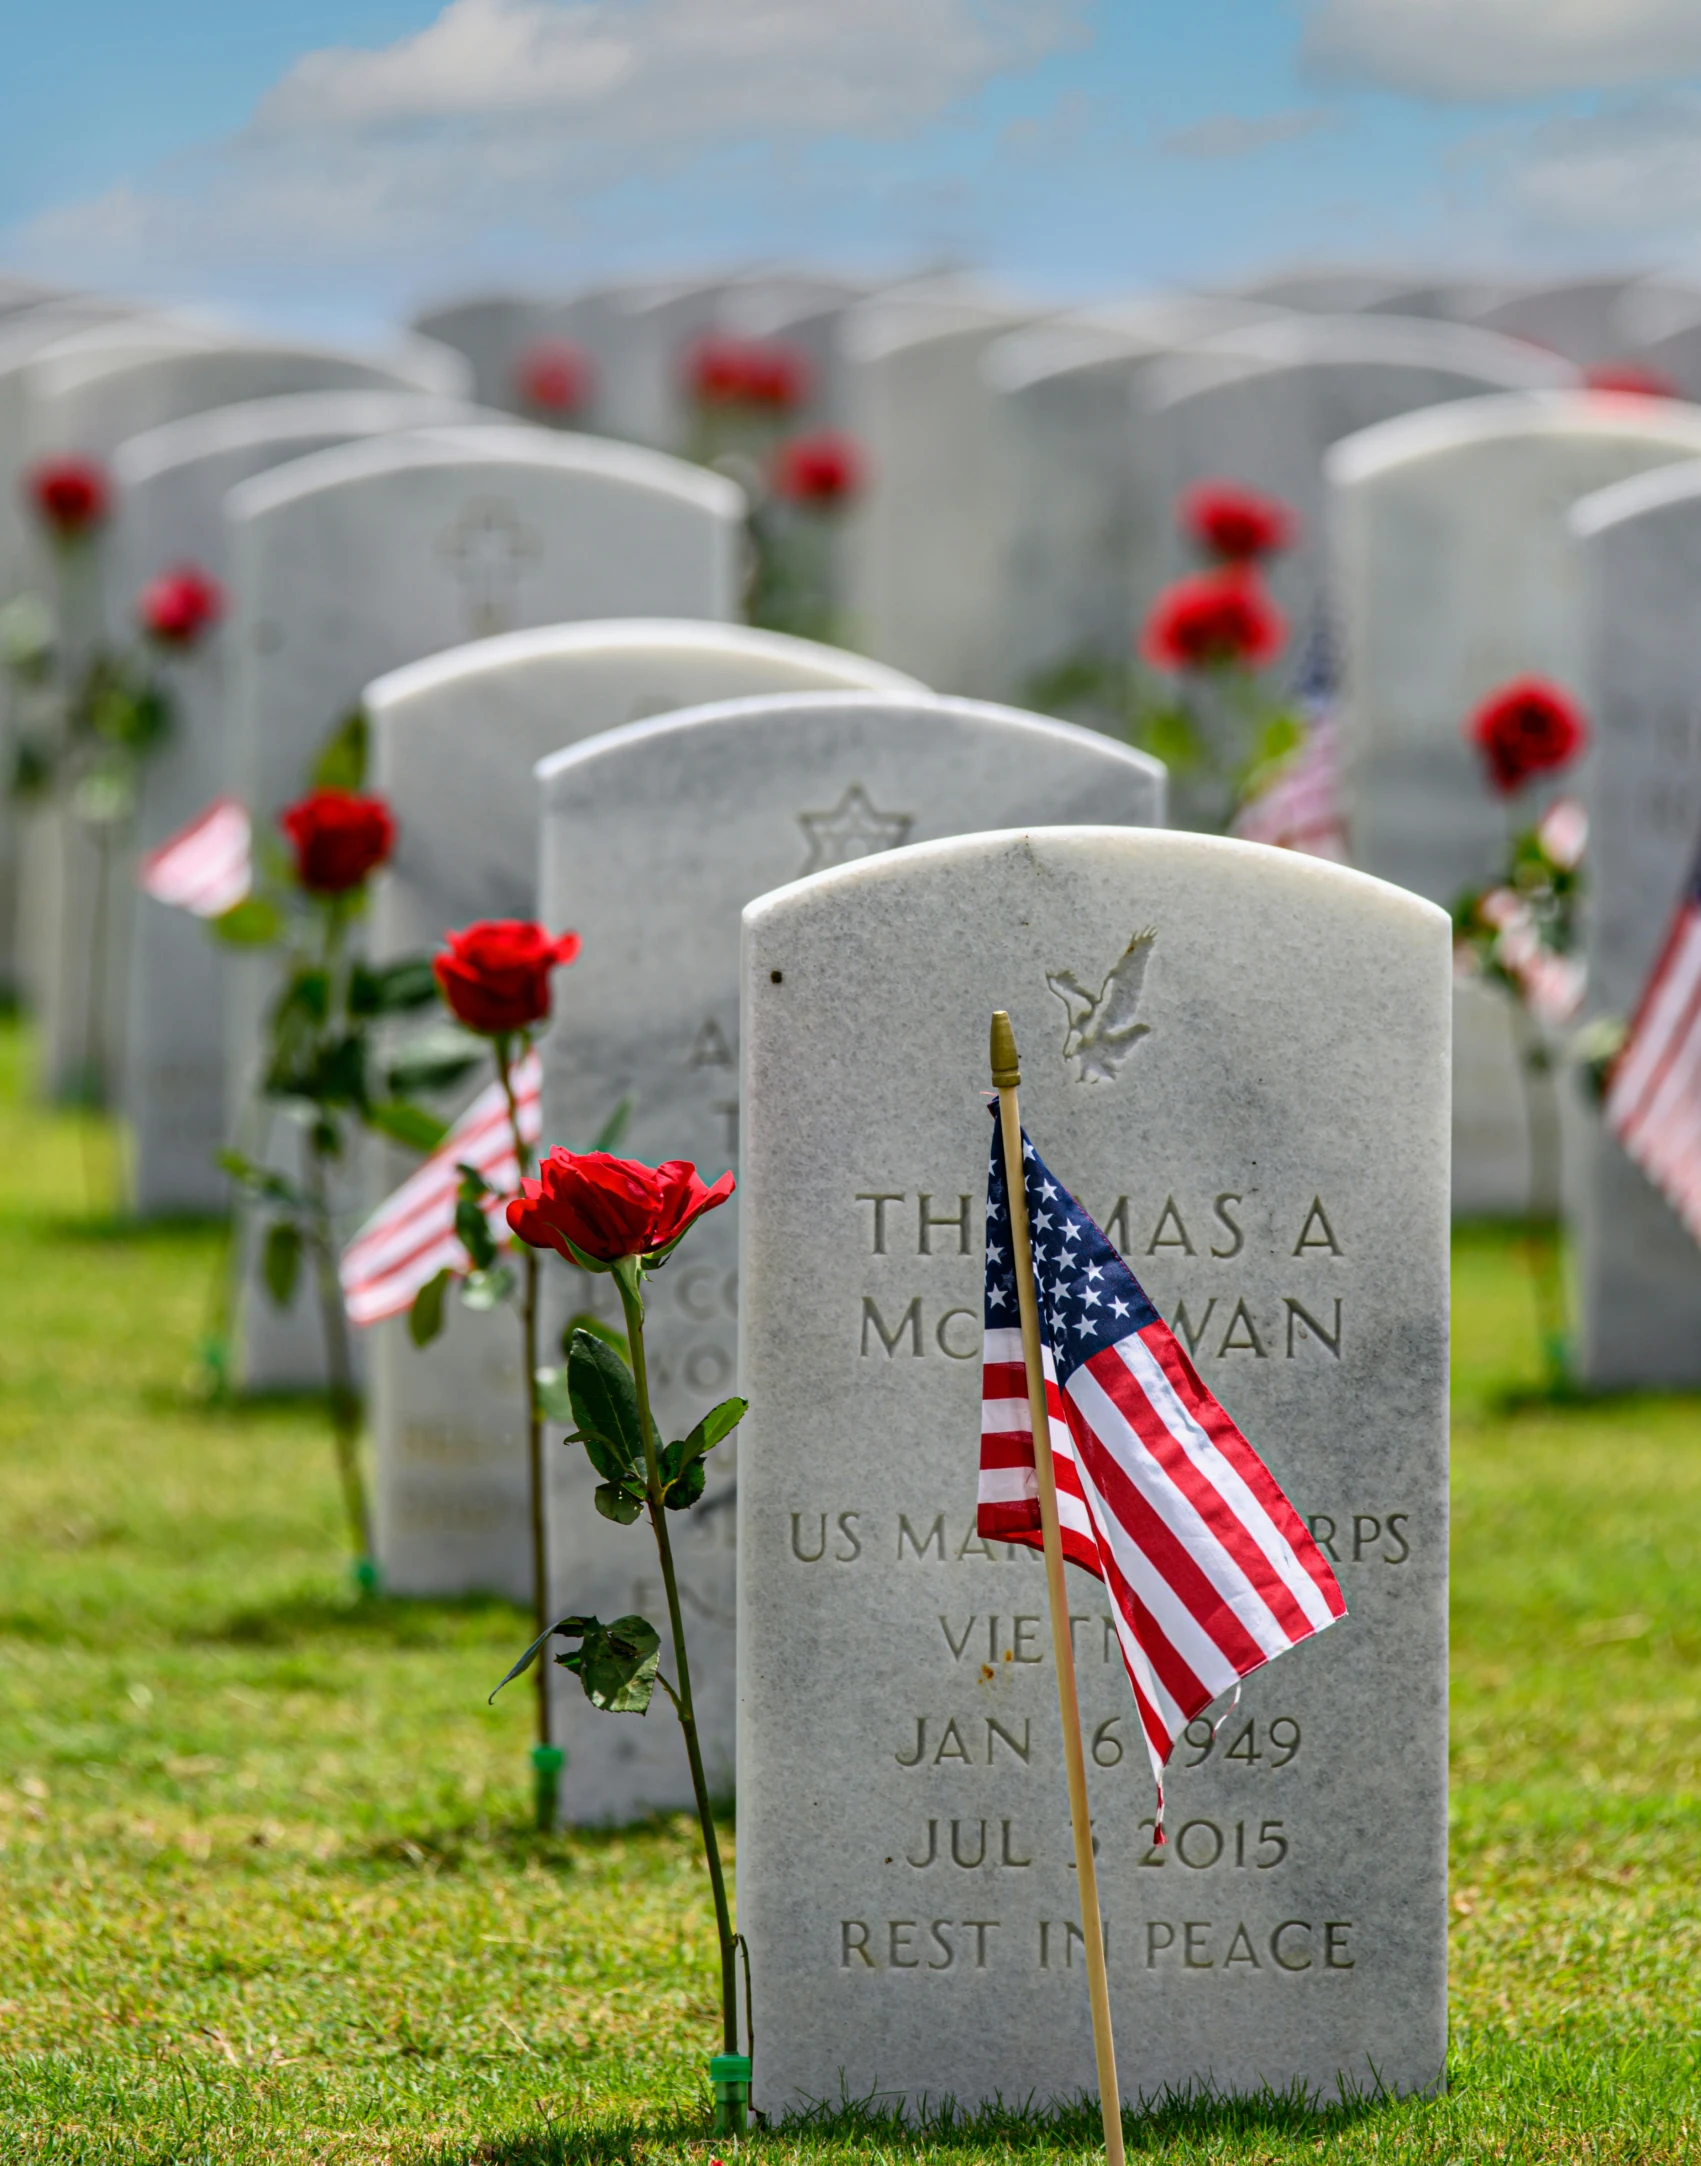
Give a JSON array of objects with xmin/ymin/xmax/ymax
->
[
  {"xmin": 224, "ymin": 424, "xmax": 744, "ymax": 1388},
  {"xmin": 365, "ymin": 621, "xmax": 922, "ymax": 1599},
  {"xmin": 1572, "ymin": 464, "xmax": 1701, "ymax": 1384},
  {"xmin": 1328, "ymin": 389, "xmax": 1701, "ymax": 1214},
  {"xmin": 411, "ymin": 287, "xmax": 637, "ymax": 427},
  {"xmin": 1469, "ymin": 279, "xmax": 1641, "ymax": 370},
  {"xmin": 837, "ymin": 291, "xmax": 1042, "ymax": 696},
  {"xmin": 535, "ymin": 694, "xmax": 1165, "ymax": 1825},
  {"xmin": 737, "ymin": 825, "xmax": 1450, "ymax": 2114},
  {"xmin": 112, "ymin": 390, "xmax": 480, "ymax": 1215},
  {"xmin": 1139, "ymin": 314, "xmax": 1578, "ymax": 649}
]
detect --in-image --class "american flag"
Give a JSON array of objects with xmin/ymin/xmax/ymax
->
[
  {"xmin": 1605, "ymin": 841, "xmax": 1701, "ymax": 1248},
  {"xmin": 136, "ymin": 795, "xmax": 252, "ymax": 917},
  {"xmin": 979, "ymin": 1118, "xmax": 1345, "ymax": 1828},
  {"xmin": 1232, "ymin": 612, "xmax": 1349, "ymax": 863},
  {"xmin": 340, "ymin": 1051, "xmax": 540, "ymax": 1327}
]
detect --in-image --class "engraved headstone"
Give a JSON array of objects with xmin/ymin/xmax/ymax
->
[
  {"xmin": 1329, "ymin": 389, "xmax": 1701, "ymax": 1213},
  {"xmin": 365, "ymin": 621, "xmax": 922, "ymax": 1598},
  {"xmin": 1571, "ymin": 463, "xmax": 1701, "ymax": 1384},
  {"xmin": 536, "ymin": 694, "xmax": 1165, "ymax": 1824},
  {"xmin": 1139, "ymin": 315, "xmax": 1576, "ymax": 652},
  {"xmin": 224, "ymin": 424, "xmax": 743, "ymax": 1387},
  {"xmin": 112, "ymin": 390, "xmax": 479, "ymax": 1214},
  {"xmin": 838, "ymin": 290, "xmax": 1041, "ymax": 696},
  {"xmin": 737, "ymin": 824, "xmax": 1450, "ymax": 2113}
]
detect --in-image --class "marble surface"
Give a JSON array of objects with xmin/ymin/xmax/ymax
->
[
  {"xmin": 222, "ymin": 424, "xmax": 743, "ymax": 1389},
  {"xmin": 737, "ymin": 826, "xmax": 1451, "ymax": 2115},
  {"xmin": 112, "ymin": 390, "xmax": 480, "ymax": 1215},
  {"xmin": 1572, "ymin": 463, "xmax": 1701, "ymax": 1384},
  {"xmin": 534, "ymin": 695, "xmax": 1165, "ymax": 1825},
  {"xmin": 365, "ymin": 621, "xmax": 920, "ymax": 1602},
  {"xmin": 1329, "ymin": 388, "xmax": 1701, "ymax": 1214}
]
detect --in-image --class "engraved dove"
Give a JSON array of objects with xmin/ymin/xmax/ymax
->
[{"xmin": 1047, "ymin": 929, "xmax": 1157, "ymax": 1083}]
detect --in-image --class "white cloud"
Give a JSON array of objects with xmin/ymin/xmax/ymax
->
[
  {"xmin": 1160, "ymin": 108, "xmax": 1337, "ymax": 160},
  {"xmin": 1497, "ymin": 91, "xmax": 1701, "ymax": 232},
  {"xmin": 1304, "ymin": 0, "xmax": 1701, "ymax": 102},
  {"xmin": 7, "ymin": 0, "xmax": 1087, "ymax": 296}
]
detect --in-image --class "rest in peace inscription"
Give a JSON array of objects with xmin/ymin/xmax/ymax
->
[{"xmin": 782, "ymin": 1174, "xmax": 1421, "ymax": 1984}]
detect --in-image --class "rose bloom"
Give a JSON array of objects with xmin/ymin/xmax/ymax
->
[
  {"xmin": 685, "ymin": 334, "xmax": 809, "ymax": 412},
  {"xmin": 771, "ymin": 430, "xmax": 863, "ymax": 508},
  {"xmin": 136, "ymin": 563, "xmax": 223, "ymax": 649},
  {"xmin": 1140, "ymin": 568, "xmax": 1286, "ymax": 671},
  {"xmin": 507, "ymin": 1149, "xmax": 735, "ymax": 1266},
  {"xmin": 1464, "ymin": 677, "xmax": 1589, "ymax": 795},
  {"xmin": 1584, "ymin": 363, "xmax": 1680, "ymax": 400},
  {"xmin": 434, "ymin": 919, "xmax": 581, "ymax": 1035},
  {"xmin": 1181, "ymin": 480, "xmax": 1296, "ymax": 563},
  {"xmin": 279, "ymin": 789, "xmax": 396, "ymax": 895},
  {"xmin": 26, "ymin": 457, "xmax": 110, "ymax": 541},
  {"xmin": 515, "ymin": 337, "xmax": 594, "ymax": 415}
]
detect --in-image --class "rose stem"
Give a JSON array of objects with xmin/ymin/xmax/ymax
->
[
  {"xmin": 495, "ymin": 1033, "xmax": 556, "ymax": 1822},
  {"xmin": 614, "ymin": 1263, "xmax": 738, "ymax": 2056}
]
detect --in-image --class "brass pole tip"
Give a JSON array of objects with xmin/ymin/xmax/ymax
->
[{"xmin": 989, "ymin": 1009, "xmax": 1020, "ymax": 1089}]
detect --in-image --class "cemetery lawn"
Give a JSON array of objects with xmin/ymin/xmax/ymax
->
[{"xmin": 0, "ymin": 1022, "xmax": 1696, "ymax": 2165}]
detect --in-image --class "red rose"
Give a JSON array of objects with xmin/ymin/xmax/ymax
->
[
  {"xmin": 1464, "ymin": 678, "xmax": 1590, "ymax": 796},
  {"xmin": 685, "ymin": 335, "xmax": 809, "ymax": 413},
  {"xmin": 1140, "ymin": 569, "xmax": 1286, "ymax": 672},
  {"xmin": 434, "ymin": 919, "xmax": 581, "ymax": 1035},
  {"xmin": 1584, "ymin": 363, "xmax": 1679, "ymax": 400},
  {"xmin": 279, "ymin": 789, "xmax": 396, "ymax": 895},
  {"xmin": 1181, "ymin": 480, "xmax": 1295, "ymax": 563},
  {"xmin": 136, "ymin": 563, "xmax": 223, "ymax": 649},
  {"xmin": 772, "ymin": 430, "xmax": 863, "ymax": 507},
  {"xmin": 507, "ymin": 1150, "xmax": 735, "ymax": 1266},
  {"xmin": 515, "ymin": 337, "xmax": 594, "ymax": 416},
  {"xmin": 25, "ymin": 457, "xmax": 109, "ymax": 542}
]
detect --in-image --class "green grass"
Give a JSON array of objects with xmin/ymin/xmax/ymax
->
[{"xmin": 1, "ymin": 1018, "xmax": 1698, "ymax": 2162}]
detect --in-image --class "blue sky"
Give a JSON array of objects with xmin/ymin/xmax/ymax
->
[{"xmin": 3, "ymin": 1, "xmax": 1700, "ymax": 338}]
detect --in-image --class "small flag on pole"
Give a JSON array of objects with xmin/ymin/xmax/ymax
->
[
  {"xmin": 137, "ymin": 795, "xmax": 252, "ymax": 917},
  {"xmin": 980, "ymin": 1118, "xmax": 1345, "ymax": 1829},
  {"xmin": 340, "ymin": 1052, "xmax": 541, "ymax": 1327},
  {"xmin": 1605, "ymin": 837, "xmax": 1701, "ymax": 1248}
]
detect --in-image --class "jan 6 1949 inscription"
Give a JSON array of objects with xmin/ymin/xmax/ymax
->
[{"xmin": 737, "ymin": 826, "xmax": 1452, "ymax": 2114}]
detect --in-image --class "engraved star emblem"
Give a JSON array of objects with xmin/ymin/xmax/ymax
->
[{"xmin": 796, "ymin": 783, "xmax": 913, "ymax": 874}]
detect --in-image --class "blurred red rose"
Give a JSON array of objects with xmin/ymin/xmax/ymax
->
[
  {"xmin": 279, "ymin": 789, "xmax": 395, "ymax": 895},
  {"xmin": 771, "ymin": 430, "xmax": 863, "ymax": 507},
  {"xmin": 685, "ymin": 335, "xmax": 809, "ymax": 412},
  {"xmin": 1464, "ymin": 677, "xmax": 1590, "ymax": 795},
  {"xmin": 136, "ymin": 563, "xmax": 223, "ymax": 649},
  {"xmin": 1583, "ymin": 363, "xmax": 1680, "ymax": 400},
  {"xmin": 1140, "ymin": 569, "xmax": 1286, "ymax": 671},
  {"xmin": 515, "ymin": 337, "xmax": 594, "ymax": 416},
  {"xmin": 434, "ymin": 919, "xmax": 581, "ymax": 1035},
  {"xmin": 26, "ymin": 457, "xmax": 109, "ymax": 542},
  {"xmin": 507, "ymin": 1149, "xmax": 735, "ymax": 1265},
  {"xmin": 1181, "ymin": 480, "xmax": 1296, "ymax": 563}
]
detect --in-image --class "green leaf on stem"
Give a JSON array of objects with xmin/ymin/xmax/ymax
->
[
  {"xmin": 349, "ymin": 956, "xmax": 440, "ymax": 1018},
  {"xmin": 454, "ymin": 1194, "xmax": 498, "ymax": 1272},
  {"xmin": 594, "ymin": 1481, "xmax": 644, "ymax": 1525},
  {"xmin": 262, "ymin": 1220, "xmax": 302, "ymax": 1308},
  {"xmin": 367, "ymin": 1099, "xmax": 448, "ymax": 1152},
  {"xmin": 558, "ymin": 1614, "xmax": 662, "ymax": 1714},
  {"xmin": 560, "ymin": 1309, "xmax": 626, "ymax": 1361},
  {"xmin": 456, "ymin": 1162, "xmax": 492, "ymax": 1200},
  {"xmin": 658, "ymin": 1397, "xmax": 746, "ymax": 1509},
  {"xmin": 312, "ymin": 707, "xmax": 368, "ymax": 791},
  {"xmin": 386, "ymin": 1048, "xmax": 483, "ymax": 1097},
  {"xmin": 215, "ymin": 1150, "xmax": 302, "ymax": 1208},
  {"xmin": 409, "ymin": 1266, "xmax": 453, "ymax": 1347},
  {"xmin": 459, "ymin": 1265, "xmax": 516, "ymax": 1311},
  {"xmin": 566, "ymin": 1328, "xmax": 647, "ymax": 1483},
  {"xmin": 210, "ymin": 896, "xmax": 282, "ymax": 948}
]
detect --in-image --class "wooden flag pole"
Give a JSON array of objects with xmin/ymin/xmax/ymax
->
[{"xmin": 990, "ymin": 1010, "xmax": 1125, "ymax": 2166}]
